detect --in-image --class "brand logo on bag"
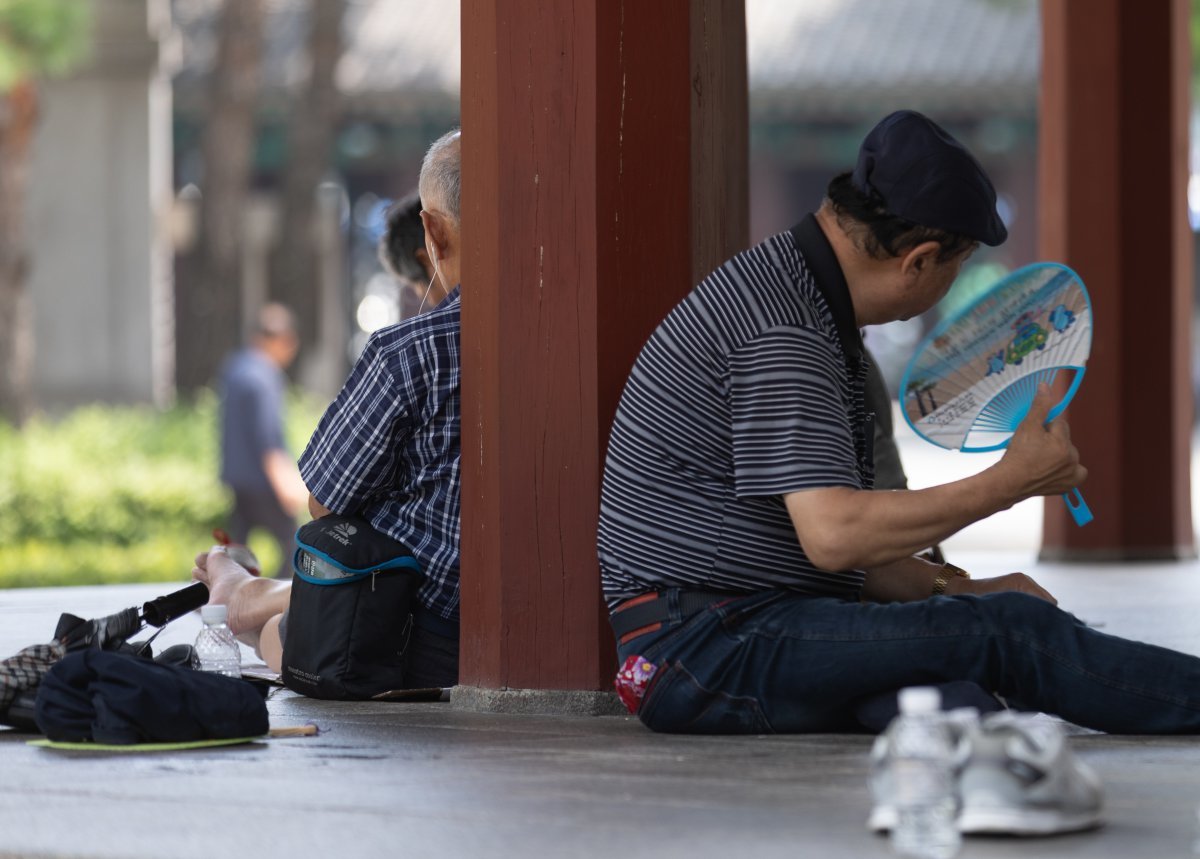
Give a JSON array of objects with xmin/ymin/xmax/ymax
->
[
  {"xmin": 286, "ymin": 666, "xmax": 322, "ymax": 687},
  {"xmin": 329, "ymin": 521, "xmax": 358, "ymax": 546}
]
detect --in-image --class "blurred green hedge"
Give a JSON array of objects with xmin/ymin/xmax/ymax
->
[{"xmin": 0, "ymin": 390, "xmax": 324, "ymax": 588}]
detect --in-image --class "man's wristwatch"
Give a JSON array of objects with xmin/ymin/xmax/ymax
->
[{"xmin": 931, "ymin": 563, "xmax": 970, "ymax": 596}]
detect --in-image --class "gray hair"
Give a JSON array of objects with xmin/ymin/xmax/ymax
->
[{"xmin": 418, "ymin": 129, "xmax": 461, "ymax": 224}]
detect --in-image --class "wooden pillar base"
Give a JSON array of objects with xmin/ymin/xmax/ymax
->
[{"xmin": 449, "ymin": 686, "xmax": 625, "ymax": 717}]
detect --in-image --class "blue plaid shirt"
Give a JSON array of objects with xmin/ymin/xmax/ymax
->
[{"xmin": 299, "ymin": 287, "xmax": 461, "ymax": 624}]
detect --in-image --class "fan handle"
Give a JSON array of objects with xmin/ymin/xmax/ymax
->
[{"xmin": 1063, "ymin": 489, "xmax": 1093, "ymax": 526}]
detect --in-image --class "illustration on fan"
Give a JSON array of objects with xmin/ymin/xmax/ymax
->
[
  {"xmin": 1048, "ymin": 303, "xmax": 1076, "ymax": 333},
  {"xmin": 904, "ymin": 377, "xmax": 939, "ymax": 418},
  {"xmin": 1005, "ymin": 311, "xmax": 1048, "ymax": 366}
]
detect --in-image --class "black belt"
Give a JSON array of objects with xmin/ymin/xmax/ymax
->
[{"xmin": 609, "ymin": 590, "xmax": 739, "ymax": 641}]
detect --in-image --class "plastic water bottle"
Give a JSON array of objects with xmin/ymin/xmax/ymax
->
[
  {"xmin": 193, "ymin": 605, "xmax": 241, "ymax": 678},
  {"xmin": 889, "ymin": 687, "xmax": 961, "ymax": 859}
]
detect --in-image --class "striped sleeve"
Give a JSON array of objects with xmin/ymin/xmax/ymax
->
[{"xmin": 729, "ymin": 326, "xmax": 860, "ymax": 497}]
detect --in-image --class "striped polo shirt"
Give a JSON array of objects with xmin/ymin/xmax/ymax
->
[
  {"xmin": 598, "ymin": 215, "xmax": 875, "ymax": 607},
  {"xmin": 299, "ymin": 286, "xmax": 461, "ymax": 627}
]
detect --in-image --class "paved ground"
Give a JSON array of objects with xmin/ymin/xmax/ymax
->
[
  {"xmin": 3, "ymin": 425, "xmax": 1200, "ymax": 858},
  {"xmin": 4, "ymin": 555, "xmax": 1200, "ymax": 859}
]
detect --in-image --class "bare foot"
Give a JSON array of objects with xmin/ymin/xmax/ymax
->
[
  {"xmin": 192, "ymin": 546, "xmax": 290, "ymax": 645},
  {"xmin": 192, "ymin": 547, "xmax": 249, "ymax": 611}
]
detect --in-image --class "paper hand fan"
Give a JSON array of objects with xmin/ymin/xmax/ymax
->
[{"xmin": 899, "ymin": 262, "xmax": 1094, "ymax": 527}]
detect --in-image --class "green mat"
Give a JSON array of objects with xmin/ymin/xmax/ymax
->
[{"xmin": 29, "ymin": 736, "xmax": 263, "ymax": 752}]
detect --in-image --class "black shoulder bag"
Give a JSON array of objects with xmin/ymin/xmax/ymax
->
[{"xmin": 281, "ymin": 515, "xmax": 424, "ymax": 700}]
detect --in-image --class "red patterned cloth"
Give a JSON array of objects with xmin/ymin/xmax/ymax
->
[{"xmin": 614, "ymin": 655, "xmax": 658, "ymax": 714}]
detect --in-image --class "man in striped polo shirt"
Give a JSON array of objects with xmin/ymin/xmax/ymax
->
[{"xmin": 601, "ymin": 110, "xmax": 1200, "ymax": 736}]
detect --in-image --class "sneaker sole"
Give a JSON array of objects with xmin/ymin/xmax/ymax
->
[{"xmin": 957, "ymin": 804, "xmax": 1103, "ymax": 836}]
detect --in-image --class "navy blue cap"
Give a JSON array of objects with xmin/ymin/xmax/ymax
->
[{"xmin": 851, "ymin": 110, "xmax": 1007, "ymax": 246}]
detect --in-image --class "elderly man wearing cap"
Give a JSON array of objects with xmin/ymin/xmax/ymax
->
[{"xmin": 599, "ymin": 111, "xmax": 1200, "ymax": 740}]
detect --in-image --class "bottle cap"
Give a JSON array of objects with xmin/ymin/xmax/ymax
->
[
  {"xmin": 898, "ymin": 686, "xmax": 941, "ymax": 715},
  {"xmin": 200, "ymin": 604, "xmax": 228, "ymax": 625}
]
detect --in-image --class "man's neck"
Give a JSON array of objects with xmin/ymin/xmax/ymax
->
[
  {"xmin": 812, "ymin": 206, "xmax": 897, "ymax": 328},
  {"xmin": 438, "ymin": 259, "xmax": 462, "ymax": 295}
]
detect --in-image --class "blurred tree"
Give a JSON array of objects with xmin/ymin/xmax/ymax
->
[
  {"xmin": 270, "ymin": 0, "xmax": 347, "ymax": 378},
  {"xmin": 174, "ymin": 0, "xmax": 266, "ymax": 395},
  {"xmin": 0, "ymin": 0, "xmax": 89, "ymax": 426},
  {"xmin": 1194, "ymin": 0, "xmax": 1200, "ymax": 92}
]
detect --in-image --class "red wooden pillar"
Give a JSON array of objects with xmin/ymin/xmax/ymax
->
[
  {"xmin": 1039, "ymin": 0, "xmax": 1195, "ymax": 560},
  {"xmin": 459, "ymin": 2, "xmax": 747, "ymax": 695}
]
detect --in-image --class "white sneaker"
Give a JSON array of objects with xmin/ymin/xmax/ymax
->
[
  {"xmin": 956, "ymin": 711, "xmax": 1104, "ymax": 835},
  {"xmin": 867, "ymin": 707, "xmax": 977, "ymax": 833}
]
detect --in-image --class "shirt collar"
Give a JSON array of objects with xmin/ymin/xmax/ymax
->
[{"xmin": 790, "ymin": 213, "xmax": 864, "ymax": 365}]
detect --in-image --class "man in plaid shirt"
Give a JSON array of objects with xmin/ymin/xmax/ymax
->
[{"xmin": 193, "ymin": 130, "xmax": 464, "ymax": 690}]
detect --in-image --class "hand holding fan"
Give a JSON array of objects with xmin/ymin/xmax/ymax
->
[{"xmin": 899, "ymin": 262, "xmax": 1093, "ymax": 526}]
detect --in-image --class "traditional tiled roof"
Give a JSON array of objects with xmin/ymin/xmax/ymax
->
[
  {"xmin": 172, "ymin": 0, "xmax": 1035, "ymax": 116},
  {"xmin": 747, "ymin": 0, "xmax": 1038, "ymax": 117}
]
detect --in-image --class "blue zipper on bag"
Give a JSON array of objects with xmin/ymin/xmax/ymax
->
[{"xmin": 292, "ymin": 545, "xmax": 422, "ymax": 586}]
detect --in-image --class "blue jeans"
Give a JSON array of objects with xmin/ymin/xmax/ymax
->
[{"xmin": 616, "ymin": 589, "xmax": 1200, "ymax": 734}]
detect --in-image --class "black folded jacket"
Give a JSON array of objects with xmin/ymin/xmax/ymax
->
[{"xmin": 35, "ymin": 650, "xmax": 269, "ymax": 744}]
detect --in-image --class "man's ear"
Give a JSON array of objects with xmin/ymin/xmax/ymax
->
[
  {"xmin": 420, "ymin": 210, "xmax": 444, "ymax": 262},
  {"xmin": 899, "ymin": 240, "xmax": 941, "ymax": 280}
]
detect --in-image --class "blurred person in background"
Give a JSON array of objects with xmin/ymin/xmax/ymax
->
[
  {"xmin": 218, "ymin": 303, "xmax": 309, "ymax": 579},
  {"xmin": 378, "ymin": 191, "xmax": 447, "ymax": 319}
]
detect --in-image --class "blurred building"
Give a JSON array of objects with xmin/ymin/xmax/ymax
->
[
  {"xmin": 170, "ymin": 0, "xmax": 461, "ymax": 205},
  {"xmin": 746, "ymin": 0, "xmax": 1040, "ymax": 391},
  {"xmin": 28, "ymin": 0, "xmax": 175, "ymax": 410},
  {"xmin": 27, "ymin": 0, "xmax": 1039, "ymax": 409},
  {"xmin": 170, "ymin": 0, "xmax": 461, "ymax": 390}
]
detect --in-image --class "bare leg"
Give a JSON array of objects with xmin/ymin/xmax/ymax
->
[
  {"xmin": 259, "ymin": 614, "xmax": 284, "ymax": 673},
  {"xmin": 193, "ymin": 546, "xmax": 289, "ymax": 662}
]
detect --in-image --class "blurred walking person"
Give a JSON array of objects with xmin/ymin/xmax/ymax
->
[{"xmin": 218, "ymin": 303, "xmax": 309, "ymax": 578}]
